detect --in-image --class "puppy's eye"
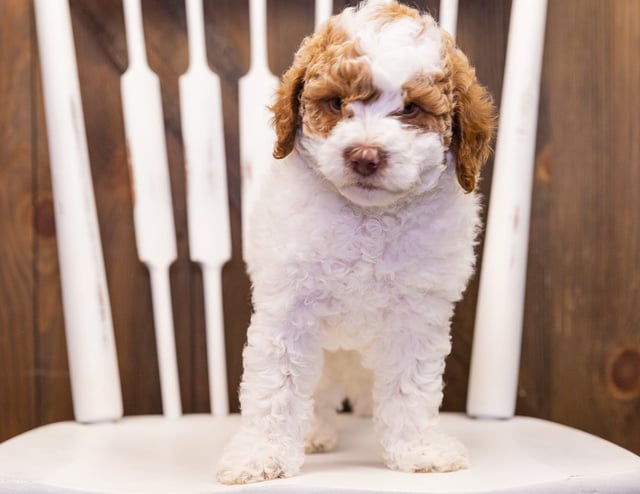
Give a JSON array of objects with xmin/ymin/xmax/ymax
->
[
  {"xmin": 402, "ymin": 102, "xmax": 420, "ymax": 117},
  {"xmin": 327, "ymin": 97, "xmax": 343, "ymax": 113}
]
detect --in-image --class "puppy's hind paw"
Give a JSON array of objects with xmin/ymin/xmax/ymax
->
[{"xmin": 305, "ymin": 422, "xmax": 338, "ymax": 454}]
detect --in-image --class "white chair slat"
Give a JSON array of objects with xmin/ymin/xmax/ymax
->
[
  {"xmin": 315, "ymin": 0, "xmax": 334, "ymax": 30},
  {"xmin": 439, "ymin": 0, "xmax": 459, "ymax": 39},
  {"xmin": 180, "ymin": 0, "xmax": 231, "ymax": 417},
  {"xmin": 33, "ymin": 0, "xmax": 122, "ymax": 424},
  {"xmin": 121, "ymin": 0, "xmax": 182, "ymax": 419},
  {"xmin": 467, "ymin": 0, "xmax": 549, "ymax": 419},
  {"xmin": 239, "ymin": 0, "xmax": 279, "ymax": 255}
]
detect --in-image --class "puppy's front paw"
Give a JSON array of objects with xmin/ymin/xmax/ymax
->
[
  {"xmin": 383, "ymin": 429, "xmax": 469, "ymax": 473},
  {"xmin": 215, "ymin": 431, "xmax": 303, "ymax": 485},
  {"xmin": 216, "ymin": 453, "xmax": 285, "ymax": 485}
]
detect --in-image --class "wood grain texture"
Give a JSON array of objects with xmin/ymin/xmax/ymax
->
[
  {"xmin": 0, "ymin": 0, "xmax": 638, "ymax": 456},
  {"xmin": 0, "ymin": 0, "xmax": 37, "ymax": 440},
  {"xmin": 531, "ymin": 0, "xmax": 640, "ymax": 454}
]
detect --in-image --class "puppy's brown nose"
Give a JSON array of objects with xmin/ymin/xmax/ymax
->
[{"xmin": 346, "ymin": 146, "xmax": 384, "ymax": 177}]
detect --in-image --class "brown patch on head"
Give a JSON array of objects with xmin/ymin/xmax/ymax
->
[
  {"xmin": 401, "ymin": 72, "xmax": 454, "ymax": 145},
  {"xmin": 271, "ymin": 1, "xmax": 495, "ymax": 188},
  {"xmin": 271, "ymin": 19, "xmax": 377, "ymax": 158},
  {"xmin": 441, "ymin": 31, "xmax": 496, "ymax": 192},
  {"xmin": 300, "ymin": 39, "xmax": 378, "ymax": 138}
]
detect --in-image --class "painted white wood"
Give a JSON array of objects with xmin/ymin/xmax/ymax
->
[
  {"xmin": 33, "ymin": 0, "xmax": 123, "ymax": 424},
  {"xmin": 315, "ymin": 0, "xmax": 333, "ymax": 30},
  {"xmin": 121, "ymin": 0, "xmax": 181, "ymax": 418},
  {"xmin": 239, "ymin": 0, "xmax": 279, "ymax": 252},
  {"xmin": 148, "ymin": 266, "xmax": 182, "ymax": 419},
  {"xmin": 180, "ymin": 0, "xmax": 231, "ymax": 417},
  {"xmin": 1, "ymin": 413, "xmax": 639, "ymax": 493},
  {"xmin": 439, "ymin": 0, "xmax": 458, "ymax": 39},
  {"xmin": 202, "ymin": 265, "xmax": 229, "ymax": 416},
  {"xmin": 467, "ymin": 0, "xmax": 549, "ymax": 419}
]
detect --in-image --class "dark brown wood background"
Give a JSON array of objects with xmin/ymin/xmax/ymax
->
[{"xmin": 2, "ymin": 0, "xmax": 639, "ymax": 455}]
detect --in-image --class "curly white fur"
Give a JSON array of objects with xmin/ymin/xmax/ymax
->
[{"xmin": 216, "ymin": 0, "xmax": 493, "ymax": 484}]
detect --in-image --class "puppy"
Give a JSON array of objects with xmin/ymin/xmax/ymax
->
[{"xmin": 217, "ymin": 0, "xmax": 494, "ymax": 484}]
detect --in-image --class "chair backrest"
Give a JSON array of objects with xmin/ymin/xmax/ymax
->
[
  {"xmin": 33, "ymin": 0, "xmax": 546, "ymax": 424},
  {"xmin": 35, "ymin": 0, "xmax": 123, "ymax": 423}
]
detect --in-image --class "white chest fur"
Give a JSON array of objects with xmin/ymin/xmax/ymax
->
[{"xmin": 246, "ymin": 152, "xmax": 480, "ymax": 351}]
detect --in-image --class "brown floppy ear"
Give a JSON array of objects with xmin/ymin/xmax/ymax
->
[
  {"xmin": 271, "ymin": 19, "xmax": 340, "ymax": 159},
  {"xmin": 271, "ymin": 21, "xmax": 329, "ymax": 160},
  {"xmin": 444, "ymin": 34, "xmax": 496, "ymax": 192},
  {"xmin": 271, "ymin": 52, "xmax": 307, "ymax": 159}
]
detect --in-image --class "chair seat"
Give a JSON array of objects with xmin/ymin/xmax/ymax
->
[{"xmin": 0, "ymin": 412, "xmax": 638, "ymax": 494}]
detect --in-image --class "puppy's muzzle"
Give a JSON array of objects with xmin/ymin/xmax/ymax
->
[{"xmin": 345, "ymin": 145, "xmax": 386, "ymax": 177}]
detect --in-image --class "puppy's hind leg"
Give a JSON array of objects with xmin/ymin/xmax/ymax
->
[{"xmin": 339, "ymin": 350, "xmax": 374, "ymax": 417}]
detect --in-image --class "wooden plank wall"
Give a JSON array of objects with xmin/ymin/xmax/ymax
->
[{"xmin": 1, "ymin": 0, "xmax": 639, "ymax": 456}]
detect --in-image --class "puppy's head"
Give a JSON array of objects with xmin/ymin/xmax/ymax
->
[{"xmin": 271, "ymin": 0, "xmax": 495, "ymax": 208}]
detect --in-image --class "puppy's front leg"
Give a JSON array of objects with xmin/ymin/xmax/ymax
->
[
  {"xmin": 216, "ymin": 309, "xmax": 323, "ymax": 484},
  {"xmin": 368, "ymin": 325, "xmax": 469, "ymax": 473}
]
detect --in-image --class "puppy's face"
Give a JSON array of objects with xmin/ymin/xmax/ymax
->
[{"xmin": 271, "ymin": 0, "xmax": 495, "ymax": 208}]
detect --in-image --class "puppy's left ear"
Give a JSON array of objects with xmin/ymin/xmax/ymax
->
[{"xmin": 444, "ymin": 34, "xmax": 496, "ymax": 192}]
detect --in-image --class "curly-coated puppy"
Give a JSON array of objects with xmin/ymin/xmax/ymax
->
[{"xmin": 217, "ymin": 0, "xmax": 494, "ymax": 484}]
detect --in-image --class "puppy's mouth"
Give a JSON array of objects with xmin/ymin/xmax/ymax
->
[
  {"xmin": 338, "ymin": 180, "xmax": 408, "ymax": 208},
  {"xmin": 347, "ymin": 179, "xmax": 393, "ymax": 194},
  {"xmin": 354, "ymin": 181, "xmax": 379, "ymax": 191}
]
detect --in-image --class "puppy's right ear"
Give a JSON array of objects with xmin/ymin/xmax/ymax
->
[
  {"xmin": 271, "ymin": 43, "xmax": 309, "ymax": 160},
  {"xmin": 271, "ymin": 19, "xmax": 339, "ymax": 159}
]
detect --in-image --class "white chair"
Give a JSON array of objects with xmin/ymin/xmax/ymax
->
[{"xmin": 1, "ymin": 1, "xmax": 639, "ymax": 493}]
